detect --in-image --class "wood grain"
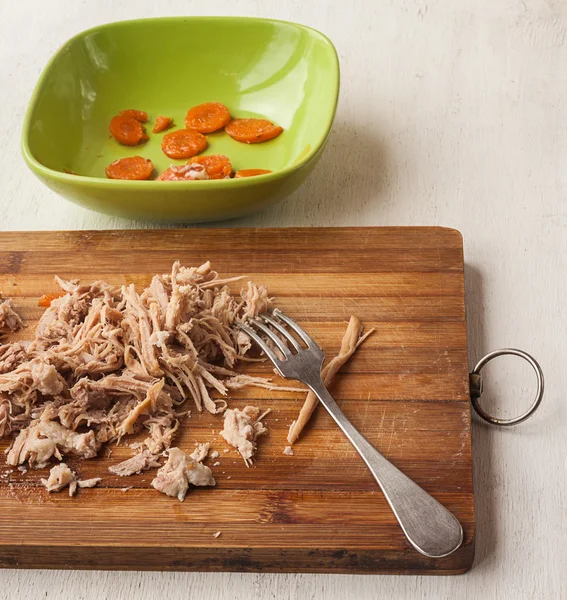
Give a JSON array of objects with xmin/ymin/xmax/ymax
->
[{"xmin": 0, "ymin": 227, "xmax": 473, "ymax": 573}]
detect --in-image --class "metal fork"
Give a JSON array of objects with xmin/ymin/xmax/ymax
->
[{"xmin": 239, "ymin": 309, "xmax": 463, "ymax": 558}]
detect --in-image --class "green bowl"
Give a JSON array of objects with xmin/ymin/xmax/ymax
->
[{"xmin": 22, "ymin": 17, "xmax": 339, "ymax": 223}]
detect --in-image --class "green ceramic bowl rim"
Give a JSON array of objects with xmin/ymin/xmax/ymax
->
[{"xmin": 21, "ymin": 15, "xmax": 340, "ymax": 190}]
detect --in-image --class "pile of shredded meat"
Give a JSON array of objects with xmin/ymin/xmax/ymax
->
[
  {"xmin": 0, "ymin": 262, "xmax": 286, "ymax": 476},
  {"xmin": 0, "ymin": 263, "xmax": 373, "ymax": 501}
]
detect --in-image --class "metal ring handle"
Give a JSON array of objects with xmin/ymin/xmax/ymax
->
[{"xmin": 470, "ymin": 348, "xmax": 544, "ymax": 426}]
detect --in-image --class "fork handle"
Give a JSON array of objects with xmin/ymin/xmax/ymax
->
[{"xmin": 308, "ymin": 382, "xmax": 464, "ymax": 558}]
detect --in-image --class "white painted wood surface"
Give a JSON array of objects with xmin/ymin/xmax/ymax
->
[{"xmin": 1, "ymin": 0, "xmax": 565, "ymax": 598}]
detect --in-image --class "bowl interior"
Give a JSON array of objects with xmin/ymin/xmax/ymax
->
[{"xmin": 25, "ymin": 17, "xmax": 339, "ymax": 179}]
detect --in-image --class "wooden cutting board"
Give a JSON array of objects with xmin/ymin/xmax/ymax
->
[{"xmin": 0, "ymin": 227, "xmax": 474, "ymax": 574}]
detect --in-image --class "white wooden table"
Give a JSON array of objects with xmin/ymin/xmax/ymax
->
[{"xmin": 1, "ymin": 1, "xmax": 565, "ymax": 598}]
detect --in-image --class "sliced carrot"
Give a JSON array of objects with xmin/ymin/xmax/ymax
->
[
  {"xmin": 109, "ymin": 115, "xmax": 148, "ymax": 146},
  {"xmin": 38, "ymin": 292, "xmax": 65, "ymax": 307},
  {"xmin": 105, "ymin": 156, "xmax": 154, "ymax": 180},
  {"xmin": 153, "ymin": 116, "xmax": 173, "ymax": 133},
  {"xmin": 156, "ymin": 164, "xmax": 209, "ymax": 181},
  {"xmin": 119, "ymin": 109, "xmax": 148, "ymax": 122},
  {"xmin": 161, "ymin": 129, "xmax": 207, "ymax": 159},
  {"xmin": 234, "ymin": 169, "xmax": 272, "ymax": 178},
  {"xmin": 225, "ymin": 118, "xmax": 283, "ymax": 144},
  {"xmin": 187, "ymin": 155, "xmax": 232, "ymax": 179},
  {"xmin": 185, "ymin": 102, "xmax": 231, "ymax": 134}
]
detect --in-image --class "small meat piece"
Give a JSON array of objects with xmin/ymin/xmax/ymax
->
[
  {"xmin": 220, "ymin": 406, "xmax": 268, "ymax": 463},
  {"xmin": 29, "ymin": 359, "xmax": 66, "ymax": 396},
  {"xmin": 0, "ymin": 296, "xmax": 23, "ymax": 336},
  {"xmin": 184, "ymin": 155, "xmax": 232, "ymax": 179},
  {"xmin": 209, "ymin": 450, "xmax": 219, "ymax": 459},
  {"xmin": 108, "ymin": 449, "xmax": 161, "ymax": 476},
  {"xmin": 77, "ymin": 477, "xmax": 102, "ymax": 489},
  {"xmin": 41, "ymin": 463, "xmax": 101, "ymax": 496},
  {"xmin": 7, "ymin": 421, "xmax": 100, "ymax": 468},
  {"xmin": 0, "ymin": 342, "xmax": 28, "ymax": 374},
  {"xmin": 119, "ymin": 379, "xmax": 166, "ymax": 435},
  {"xmin": 41, "ymin": 463, "xmax": 75, "ymax": 493},
  {"xmin": 287, "ymin": 316, "xmax": 374, "ymax": 444},
  {"xmin": 189, "ymin": 442, "xmax": 210, "ymax": 463},
  {"xmin": 157, "ymin": 163, "xmax": 210, "ymax": 181},
  {"xmin": 212, "ymin": 531, "xmax": 222, "ymax": 538},
  {"xmin": 240, "ymin": 281, "xmax": 271, "ymax": 321},
  {"xmin": 0, "ymin": 358, "xmax": 66, "ymax": 398},
  {"xmin": 151, "ymin": 447, "xmax": 215, "ymax": 501}
]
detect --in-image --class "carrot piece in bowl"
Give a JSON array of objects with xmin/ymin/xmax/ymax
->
[
  {"xmin": 234, "ymin": 169, "xmax": 272, "ymax": 178},
  {"xmin": 185, "ymin": 102, "xmax": 231, "ymax": 133},
  {"xmin": 157, "ymin": 164, "xmax": 209, "ymax": 181},
  {"xmin": 105, "ymin": 156, "xmax": 154, "ymax": 180},
  {"xmin": 187, "ymin": 155, "xmax": 232, "ymax": 179},
  {"xmin": 225, "ymin": 119, "xmax": 283, "ymax": 144},
  {"xmin": 153, "ymin": 116, "xmax": 173, "ymax": 133},
  {"xmin": 161, "ymin": 129, "xmax": 207, "ymax": 159},
  {"xmin": 119, "ymin": 109, "xmax": 148, "ymax": 122},
  {"xmin": 109, "ymin": 115, "xmax": 148, "ymax": 146}
]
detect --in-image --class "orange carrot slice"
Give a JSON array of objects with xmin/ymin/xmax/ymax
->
[
  {"xmin": 109, "ymin": 115, "xmax": 148, "ymax": 146},
  {"xmin": 119, "ymin": 109, "xmax": 148, "ymax": 122},
  {"xmin": 185, "ymin": 102, "xmax": 231, "ymax": 133},
  {"xmin": 38, "ymin": 292, "xmax": 65, "ymax": 307},
  {"xmin": 153, "ymin": 116, "xmax": 173, "ymax": 133},
  {"xmin": 105, "ymin": 156, "xmax": 154, "ymax": 180},
  {"xmin": 161, "ymin": 129, "xmax": 207, "ymax": 159},
  {"xmin": 234, "ymin": 169, "xmax": 272, "ymax": 178},
  {"xmin": 225, "ymin": 119, "xmax": 283, "ymax": 144},
  {"xmin": 187, "ymin": 155, "xmax": 232, "ymax": 179}
]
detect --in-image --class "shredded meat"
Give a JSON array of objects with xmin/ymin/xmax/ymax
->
[
  {"xmin": 190, "ymin": 442, "xmax": 210, "ymax": 462},
  {"xmin": 41, "ymin": 463, "xmax": 74, "ymax": 493},
  {"xmin": 41, "ymin": 462, "xmax": 102, "ymax": 496},
  {"xmin": 151, "ymin": 447, "xmax": 215, "ymax": 501},
  {"xmin": 287, "ymin": 316, "xmax": 375, "ymax": 444},
  {"xmin": 221, "ymin": 406, "xmax": 269, "ymax": 465},
  {"xmin": 0, "ymin": 295, "xmax": 23, "ymax": 337},
  {"xmin": 0, "ymin": 342, "xmax": 28, "ymax": 374},
  {"xmin": 108, "ymin": 449, "xmax": 161, "ymax": 476},
  {"xmin": 0, "ymin": 262, "xmax": 293, "ymax": 472},
  {"xmin": 7, "ymin": 420, "xmax": 100, "ymax": 468}
]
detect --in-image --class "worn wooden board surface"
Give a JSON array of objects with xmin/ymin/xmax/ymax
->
[{"xmin": 0, "ymin": 227, "xmax": 473, "ymax": 573}]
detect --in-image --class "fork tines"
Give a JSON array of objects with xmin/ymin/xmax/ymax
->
[{"xmin": 237, "ymin": 309, "xmax": 319, "ymax": 367}]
